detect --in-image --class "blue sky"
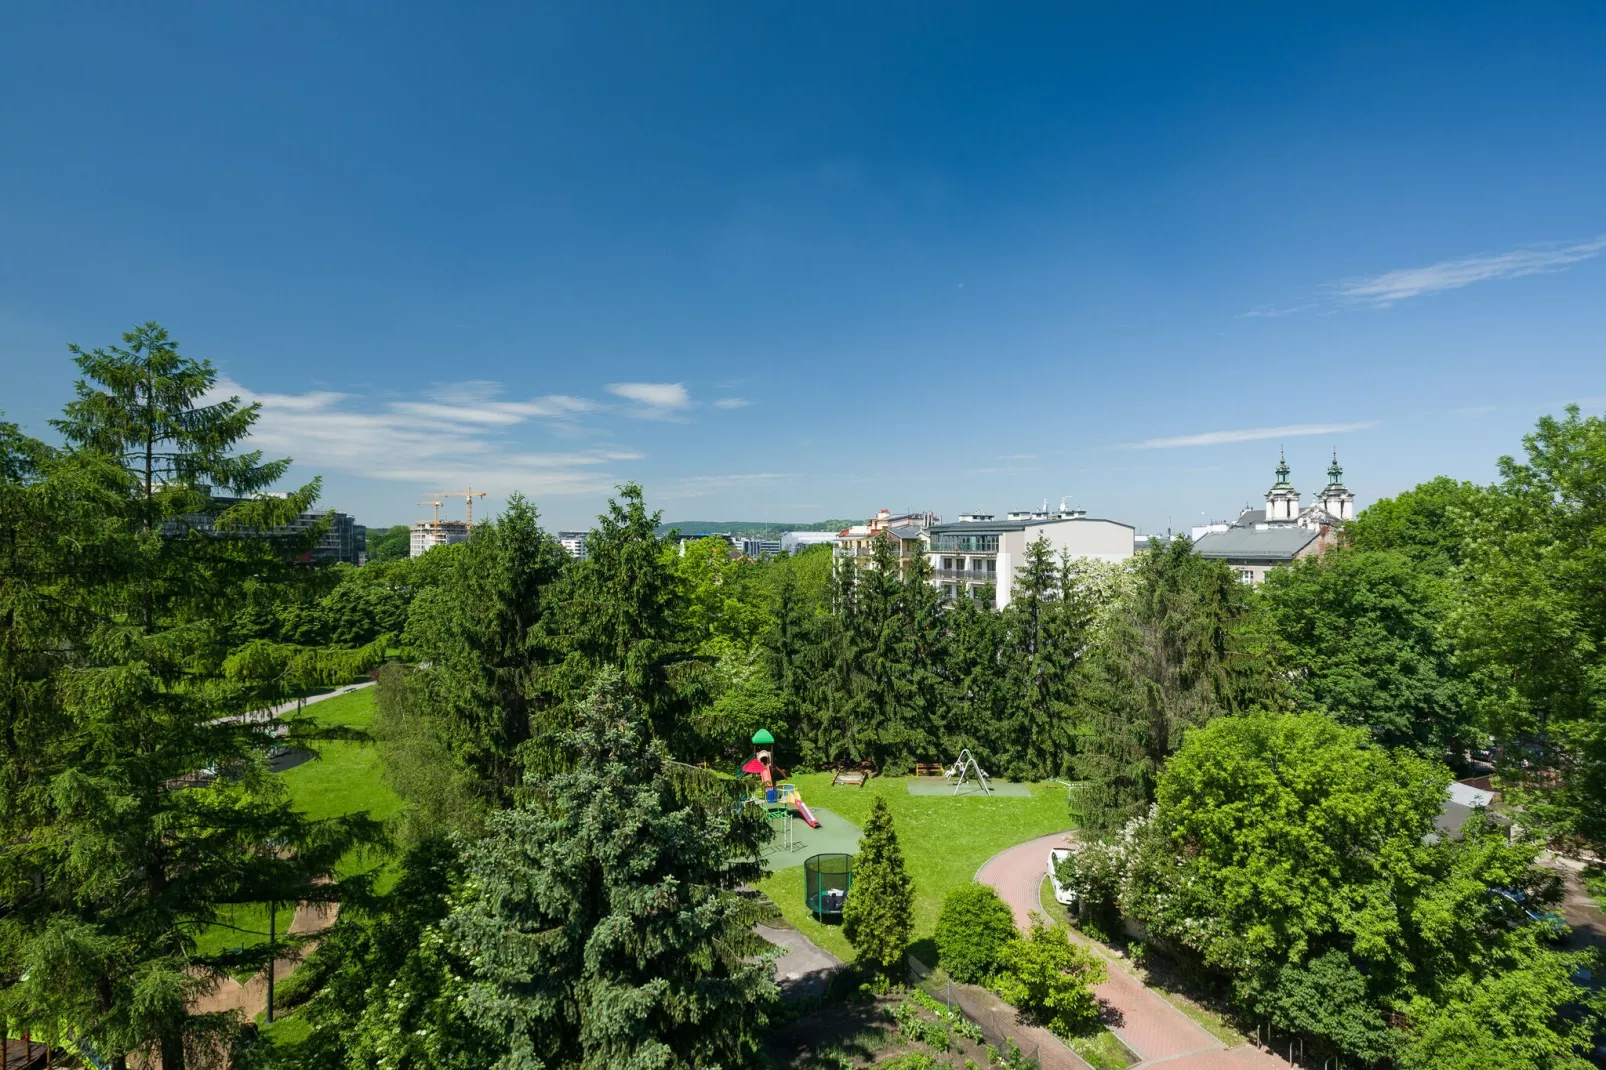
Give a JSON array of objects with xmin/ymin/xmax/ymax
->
[{"xmin": 3, "ymin": 3, "xmax": 1604, "ymax": 533}]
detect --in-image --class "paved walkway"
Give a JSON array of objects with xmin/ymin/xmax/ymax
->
[
  {"xmin": 756, "ymin": 922, "xmax": 843, "ymax": 1000},
  {"xmin": 977, "ymin": 832, "xmax": 1287, "ymax": 1070}
]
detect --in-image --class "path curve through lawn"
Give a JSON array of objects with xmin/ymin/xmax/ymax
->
[{"xmin": 977, "ymin": 832, "xmax": 1288, "ymax": 1070}]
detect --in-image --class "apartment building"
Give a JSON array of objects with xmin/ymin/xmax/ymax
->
[
  {"xmin": 926, "ymin": 509, "xmax": 1134, "ymax": 608},
  {"xmin": 834, "ymin": 509, "xmax": 940, "ymax": 572}
]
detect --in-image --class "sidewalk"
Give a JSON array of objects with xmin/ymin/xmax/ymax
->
[{"xmin": 977, "ymin": 832, "xmax": 1288, "ymax": 1070}]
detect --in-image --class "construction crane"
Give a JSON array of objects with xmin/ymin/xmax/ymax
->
[
  {"xmin": 417, "ymin": 497, "xmax": 443, "ymax": 524},
  {"xmin": 433, "ymin": 485, "xmax": 488, "ymax": 528}
]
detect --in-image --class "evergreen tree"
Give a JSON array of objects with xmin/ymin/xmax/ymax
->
[
  {"xmin": 1073, "ymin": 537, "xmax": 1268, "ymax": 835},
  {"xmin": 446, "ymin": 670, "xmax": 776, "ymax": 1069},
  {"xmin": 0, "ymin": 326, "xmax": 377, "ymax": 1070},
  {"xmin": 560, "ymin": 484, "xmax": 696, "ymax": 750},
  {"xmin": 403, "ymin": 494, "xmax": 564, "ymax": 804},
  {"xmin": 841, "ymin": 795, "xmax": 914, "ymax": 974}
]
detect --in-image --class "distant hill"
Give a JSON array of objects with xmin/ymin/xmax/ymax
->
[{"xmin": 655, "ymin": 519, "xmax": 856, "ymax": 536}]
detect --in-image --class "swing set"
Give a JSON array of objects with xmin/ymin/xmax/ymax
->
[{"xmin": 945, "ymin": 747, "xmax": 992, "ymax": 795}]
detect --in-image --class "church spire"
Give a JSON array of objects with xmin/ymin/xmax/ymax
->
[
  {"xmin": 1266, "ymin": 448, "xmax": 1299, "ymax": 522},
  {"xmin": 1326, "ymin": 448, "xmax": 1344, "ymax": 489}
]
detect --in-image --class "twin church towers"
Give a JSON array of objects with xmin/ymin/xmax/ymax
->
[{"xmin": 1265, "ymin": 449, "xmax": 1355, "ymax": 525}]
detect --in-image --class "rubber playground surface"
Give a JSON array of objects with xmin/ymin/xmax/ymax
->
[
  {"xmin": 757, "ymin": 806, "xmax": 862, "ymax": 870},
  {"xmin": 904, "ymin": 778, "xmax": 1032, "ymax": 797}
]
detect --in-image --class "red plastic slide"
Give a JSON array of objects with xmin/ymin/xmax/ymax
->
[{"xmin": 793, "ymin": 800, "xmax": 821, "ymax": 828}]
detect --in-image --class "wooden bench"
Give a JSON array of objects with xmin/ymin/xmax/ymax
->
[
  {"xmin": 831, "ymin": 770, "xmax": 869, "ymax": 788},
  {"xmin": 913, "ymin": 762, "xmax": 947, "ymax": 777}
]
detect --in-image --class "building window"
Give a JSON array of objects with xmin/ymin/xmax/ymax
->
[
  {"xmin": 1236, "ymin": 568, "xmax": 1255, "ymax": 583},
  {"xmin": 986, "ymin": 559, "xmax": 996, "ymax": 573}
]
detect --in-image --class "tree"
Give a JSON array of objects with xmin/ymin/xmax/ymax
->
[
  {"xmin": 1452, "ymin": 406, "xmax": 1606, "ymax": 855},
  {"xmin": 263, "ymin": 838, "xmax": 497, "ymax": 1070},
  {"xmin": 1073, "ymin": 537, "xmax": 1268, "ymax": 835},
  {"xmin": 989, "ymin": 915, "xmax": 1105, "ymax": 1038},
  {"xmin": 560, "ymin": 485, "xmax": 696, "ymax": 751},
  {"xmin": 1345, "ymin": 475, "xmax": 1488, "ymax": 575},
  {"xmin": 1105, "ymin": 710, "xmax": 1586, "ymax": 1065},
  {"xmin": 1260, "ymin": 549, "xmax": 1474, "ymax": 756},
  {"xmin": 445, "ymin": 670, "xmax": 775, "ymax": 1070},
  {"xmin": 403, "ymin": 494, "xmax": 564, "ymax": 804},
  {"xmin": 365, "ymin": 524, "xmax": 413, "ymax": 565},
  {"xmin": 841, "ymin": 795, "xmax": 914, "ymax": 973},
  {"xmin": 0, "ymin": 326, "xmax": 378, "ymax": 1070},
  {"xmin": 934, "ymin": 884, "xmax": 1017, "ymax": 984}
]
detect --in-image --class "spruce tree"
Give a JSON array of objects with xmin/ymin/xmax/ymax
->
[
  {"xmin": 403, "ymin": 493, "xmax": 564, "ymax": 805},
  {"xmin": 560, "ymin": 484, "xmax": 695, "ymax": 750},
  {"xmin": 841, "ymin": 795, "xmax": 914, "ymax": 974},
  {"xmin": 446, "ymin": 669, "xmax": 775, "ymax": 1069},
  {"xmin": 1, "ymin": 326, "xmax": 378, "ymax": 1070},
  {"xmin": 1073, "ymin": 536, "xmax": 1267, "ymax": 835}
]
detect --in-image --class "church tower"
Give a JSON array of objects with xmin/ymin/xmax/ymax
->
[
  {"xmin": 1265, "ymin": 449, "xmax": 1300, "ymax": 522},
  {"xmin": 1319, "ymin": 449, "xmax": 1355, "ymax": 521}
]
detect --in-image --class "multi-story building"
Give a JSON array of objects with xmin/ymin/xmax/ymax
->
[
  {"xmin": 410, "ymin": 519, "xmax": 471, "ymax": 557},
  {"xmin": 1193, "ymin": 451, "xmax": 1351, "ymax": 583},
  {"xmin": 735, "ymin": 536, "xmax": 783, "ymax": 559},
  {"xmin": 166, "ymin": 489, "xmax": 367, "ymax": 565},
  {"xmin": 834, "ymin": 509, "xmax": 940, "ymax": 572},
  {"xmin": 557, "ymin": 530, "xmax": 588, "ymax": 559},
  {"xmin": 926, "ymin": 509, "xmax": 1135, "ymax": 608}
]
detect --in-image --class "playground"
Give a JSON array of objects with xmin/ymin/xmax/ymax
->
[{"xmin": 752, "ymin": 766, "xmax": 1070, "ymax": 963}]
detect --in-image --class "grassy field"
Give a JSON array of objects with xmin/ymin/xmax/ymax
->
[
  {"xmin": 755, "ymin": 773, "xmax": 1072, "ymax": 962},
  {"xmin": 191, "ymin": 687, "xmax": 401, "ymax": 958}
]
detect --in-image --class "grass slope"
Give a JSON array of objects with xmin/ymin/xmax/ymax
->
[
  {"xmin": 191, "ymin": 688, "xmax": 401, "ymax": 958},
  {"xmin": 756, "ymin": 773, "xmax": 1071, "ymax": 962}
]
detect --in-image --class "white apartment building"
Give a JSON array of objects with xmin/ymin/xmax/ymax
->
[{"xmin": 926, "ymin": 510, "xmax": 1135, "ymax": 608}]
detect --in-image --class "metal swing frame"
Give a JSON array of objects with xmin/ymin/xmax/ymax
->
[{"xmin": 946, "ymin": 747, "xmax": 992, "ymax": 795}]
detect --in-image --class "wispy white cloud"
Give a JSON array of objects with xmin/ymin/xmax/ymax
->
[
  {"xmin": 608, "ymin": 382, "xmax": 692, "ymax": 418},
  {"xmin": 1122, "ymin": 421, "xmax": 1377, "ymax": 449},
  {"xmin": 1239, "ymin": 303, "xmax": 1314, "ymax": 319},
  {"xmin": 713, "ymin": 397, "xmax": 751, "ymax": 409},
  {"xmin": 1332, "ymin": 236, "xmax": 1606, "ymax": 307},
  {"xmin": 213, "ymin": 377, "xmax": 635, "ymax": 497}
]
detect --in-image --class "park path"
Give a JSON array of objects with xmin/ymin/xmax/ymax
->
[
  {"xmin": 976, "ymin": 832, "xmax": 1287, "ymax": 1070},
  {"xmin": 188, "ymin": 900, "xmax": 339, "ymax": 1020}
]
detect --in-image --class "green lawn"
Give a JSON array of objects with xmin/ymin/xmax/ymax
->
[
  {"xmin": 755, "ymin": 773, "xmax": 1072, "ymax": 962},
  {"xmin": 192, "ymin": 687, "xmax": 401, "ymax": 958}
]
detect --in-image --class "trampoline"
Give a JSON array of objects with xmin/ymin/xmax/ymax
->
[{"xmin": 804, "ymin": 852, "xmax": 853, "ymax": 921}]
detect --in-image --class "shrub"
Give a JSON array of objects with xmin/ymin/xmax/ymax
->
[
  {"xmin": 990, "ymin": 913, "xmax": 1107, "ymax": 1037},
  {"xmin": 934, "ymin": 883, "xmax": 1018, "ymax": 984}
]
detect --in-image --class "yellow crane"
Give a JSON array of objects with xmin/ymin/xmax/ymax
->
[
  {"xmin": 434, "ymin": 485, "xmax": 488, "ymax": 528},
  {"xmin": 417, "ymin": 497, "xmax": 444, "ymax": 524}
]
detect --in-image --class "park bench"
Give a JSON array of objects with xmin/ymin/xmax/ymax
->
[{"xmin": 913, "ymin": 762, "xmax": 946, "ymax": 777}]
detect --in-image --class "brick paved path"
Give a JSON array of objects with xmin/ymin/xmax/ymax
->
[{"xmin": 977, "ymin": 832, "xmax": 1288, "ymax": 1070}]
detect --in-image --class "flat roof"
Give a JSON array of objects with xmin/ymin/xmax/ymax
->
[{"xmin": 928, "ymin": 515, "xmax": 1133, "ymax": 535}]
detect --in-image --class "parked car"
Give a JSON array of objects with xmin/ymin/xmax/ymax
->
[
  {"xmin": 1048, "ymin": 848, "xmax": 1079, "ymax": 910},
  {"xmin": 1491, "ymin": 887, "xmax": 1568, "ymax": 940}
]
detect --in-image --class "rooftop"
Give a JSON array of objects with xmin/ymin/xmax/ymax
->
[{"xmin": 1193, "ymin": 526, "xmax": 1319, "ymax": 560}]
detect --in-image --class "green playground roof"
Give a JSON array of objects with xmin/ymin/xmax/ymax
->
[{"xmin": 751, "ymin": 728, "xmax": 775, "ymax": 745}]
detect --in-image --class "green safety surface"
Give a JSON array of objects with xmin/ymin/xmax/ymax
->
[
  {"xmin": 904, "ymin": 778, "xmax": 1033, "ymax": 797},
  {"xmin": 755, "ymin": 806, "xmax": 861, "ymax": 870}
]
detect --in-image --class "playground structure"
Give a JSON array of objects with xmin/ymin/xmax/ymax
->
[
  {"xmin": 744, "ymin": 728, "xmax": 822, "ymax": 828},
  {"xmin": 804, "ymin": 852, "xmax": 853, "ymax": 921},
  {"xmin": 946, "ymin": 748, "xmax": 992, "ymax": 796}
]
